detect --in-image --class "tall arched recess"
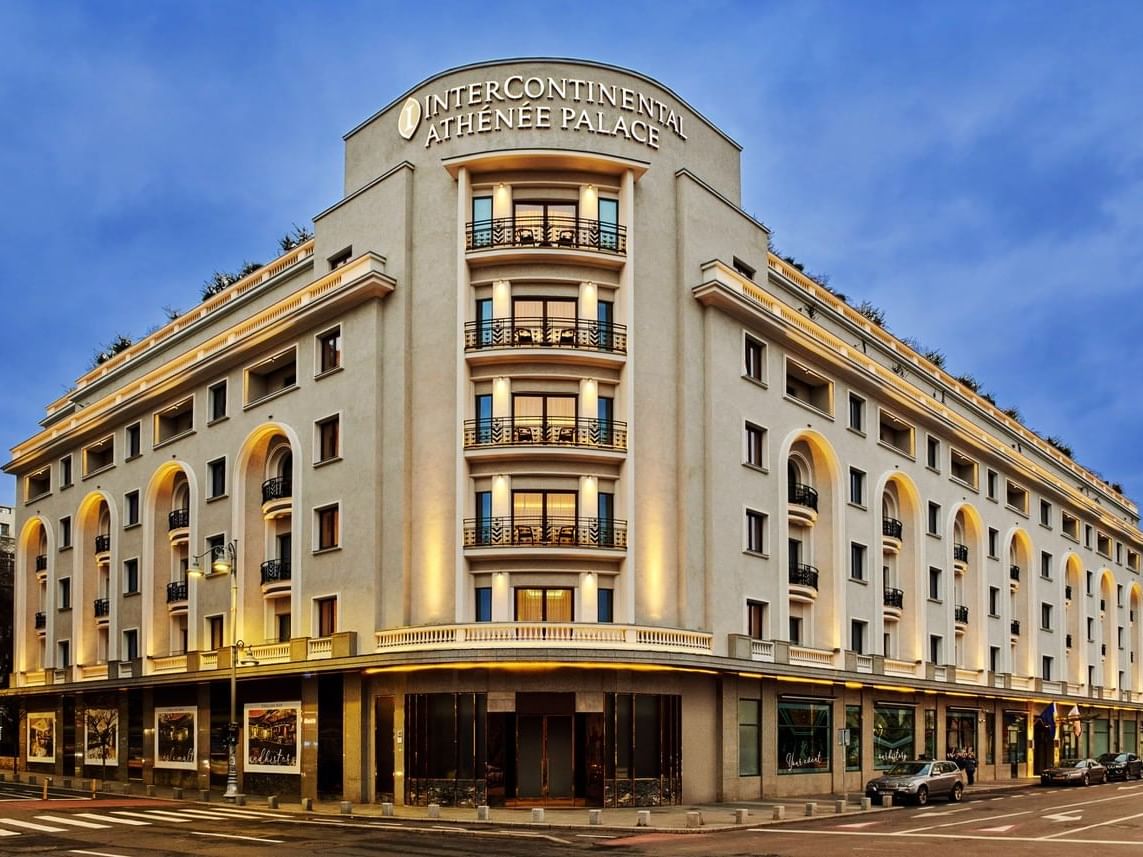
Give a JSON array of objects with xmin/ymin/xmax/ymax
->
[
  {"xmin": 1130, "ymin": 582, "xmax": 1143, "ymax": 693},
  {"xmin": 1062, "ymin": 553, "xmax": 1085, "ymax": 687},
  {"xmin": 1006, "ymin": 528, "xmax": 1035, "ymax": 678},
  {"xmin": 877, "ymin": 471, "xmax": 923, "ymax": 662},
  {"xmin": 778, "ymin": 429, "xmax": 843, "ymax": 654},
  {"xmin": 1098, "ymin": 569, "xmax": 1119, "ymax": 691},
  {"xmin": 950, "ymin": 503, "xmax": 987, "ymax": 672},
  {"xmin": 16, "ymin": 517, "xmax": 52, "ymax": 673},
  {"xmin": 74, "ymin": 491, "xmax": 117, "ymax": 669},
  {"xmin": 143, "ymin": 461, "xmax": 198, "ymax": 662}
]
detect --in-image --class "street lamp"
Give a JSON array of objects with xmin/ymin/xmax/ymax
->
[{"xmin": 188, "ymin": 539, "xmax": 241, "ymax": 801}]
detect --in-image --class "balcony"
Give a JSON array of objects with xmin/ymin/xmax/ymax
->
[
  {"xmin": 464, "ymin": 318, "xmax": 627, "ymax": 362},
  {"xmin": 882, "ymin": 517, "xmax": 903, "ymax": 554},
  {"xmin": 93, "ymin": 598, "xmax": 110, "ymax": 624},
  {"xmin": 261, "ymin": 476, "xmax": 292, "ymax": 519},
  {"xmin": 166, "ymin": 580, "xmax": 188, "ymax": 613},
  {"xmin": 168, "ymin": 508, "xmax": 190, "ymax": 545},
  {"xmin": 789, "ymin": 562, "xmax": 820, "ymax": 603},
  {"xmin": 35, "ymin": 554, "xmax": 48, "ymax": 572},
  {"xmin": 953, "ymin": 542, "xmax": 969, "ymax": 566},
  {"xmin": 1011, "ymin": 619, "xmax": 1021, "ymax": 637},
  {"xmin": 955, "ymin": 604, "xmax": 969, "ymax": 627},
  {"xmin": 463, "ymin": 516, "xmax": 626, "ymax": 553},
  {"xmin": 94, "ymin": 534, "xmax": 111, "ymax": 561},
  {"xmin": 34, "ymin": 612, "xmax": 46, "ymax": 633},
  {"xmin": 463, "ymin": 417, "xmax": 627, "ymax": 457},
  {"xmin": 376, "ymin": 623, "xmax": 712, "ymax": 656},
  {"xmin": 1010, "ymin": 565, "xmax": 1021, "ymax": 588},
  {"xmin": 465, "ymin": 216, "xmax": 627, "ymax": 264},
  {"xmin": 788, "ymin": 482, "xmax": 819, "ymax": 526},
  {"xmin": 260, "ymin": 558, "xmax": 292, "ymax": 594},
  {"xmin": 883, "ymin": 587, "xmax": 904, "ymax": 620}
]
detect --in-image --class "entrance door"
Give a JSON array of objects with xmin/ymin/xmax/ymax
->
[
  {"xmin": 374, "ymin": 697, "xmax": 394, "ymax": 802},
  {"xmin": 517, "ymin": 715, "xmax": 574, "ymax": 801},
  {"xmin": 1033, "ymin": 721, "xmax": 1055, "ymax": 774}
]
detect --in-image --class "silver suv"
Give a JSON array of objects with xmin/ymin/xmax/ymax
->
[{"xmin": 865, "ymin": 759, "xmax": 967, "ymax": 805}]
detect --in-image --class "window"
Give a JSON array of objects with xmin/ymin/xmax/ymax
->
[
  {"xmin": 873, "ymin": 705, "xmax": 915, "ymax": 769},
  {"xmin": 929, "ymin": 634, "xmax": 943, "ymax": 665},
  {"xmin": 59, "ymin": 455, "xmax": 73, "ymax": 489},
  {"xmin": 789, "ymin": 616, "xmax": 802, "ymax": 644},
  {"xmin": 1040, "ymin": 500, "xmax": 1052, "ymax": 528},
  {"xmin": 986, "ymin": 469, "xmax": 998, "ymax": 500},
  {"xmin": 207, "ymin": 458, "xmax": 226, "ymax": 498},
  {"xmin": 1118, "ymin": 583, "xmax": 1123, "ymax": 606},
  {"xmin": 738, "ymin": 699, "xmax": 761, "ymax": 776},
  {"xmin": 123, "ymin": 558, "xmax": 139, "ymax": 595},
  {"xmin": 926, "ymin": 436, "xmax": 941, "ymax": 470},
  {"xmin": 245, "ymin": 347, "xmax": 298, "ymax": 404},
  {"xmin": 316, "ymin": 596, "xmax": 337, "ymax": 637},
  {"xmin": 747, "ymin": 600, "xmax": 766, "ymax": 640},
  {"xmin": 206, "ymin": 615, "xmax": 224, "ymax": 650},
  {"xmin": 122, "ymin": 629, "xmax": 138, "ymax": 661},
  {"xmin": 745, "ymin": 510, "xmax": 767, "ymax": 555},
  {"xmin": 317, "ymin": 326, "xmax": 342, "ymax": 374},
  {"xmin": 950, "ymin": 449, "xmax": 978, "ymax": 488},
  {"xmin": 598, "ymin": 197, "xmax": 619, "ymax": 251},
  {"xmin": 1130, "ymin": 550, "xmax": 1140, "ymax": 572},
  {"xmin": 744, "ymin": 422, "xmax": 766, "ymax": 469},
  {"xmin": 58, "ymin": 578, "xmax": 72, "ymax": 610},
  {"xmin": 57, "ymin": 640, "xmax": 71, "ymax": 668},
  {"xmin": 25, "ymin": 468, "xmax": 50, "ymax": 500},
  {"xmin": 474, "ymin": 587, "xmax": 492, "ymax": 622},
  {"xmin": 744, "ymin": 335, "xmax": 765, "ymax": 383},
  {"xmin": 208, "ymin": 381, "xmax": 228, "ymax": 422},
  {"xmin": 205, "ymin": 534, "xmax": 225, "ymax": 569},
  {"xmin": 848, "ymin": 393, "xmax": 865, "ymax": 433},
  {"xmin": 59, "ymin": 516, "xmax": 71, "ymax": 549},
  {"xmin": 1097, "ymin": 532, "xmax": 1112, "ymax": 558},
  {"xmin": 124, "ymin": 490, "xmax": 140, "ymax": 527},
  {"xmin": 785, "ymin": 359, "xmax": 833, "ymax": 415},
  {"xmin": 154, "ymin": 397, "xmax": 193, "ymax": 444},
  {"xmin": 988, "ymin": 527, "xmax": 999, "ymax": 558},
  {"xmin": 84, "ymin": 435, "xmax": 115, "ymax": 475},
  {"xmin": 1042, "ymin": 656, "xmax": 1053, "ymax": 682},
  {"xmin": 777, "ymin": 699, "xmax": 830, "ymax": 773},
  {"xmin": 328, "ymin": 246, "xmax": 352, "ymax": 269},
  {"xmin": 849, "ymin": 468, "xmax": 865, "ymax": 506},
  {"xmin": 878, "ymin": 409, "xmax": 914, "ymax": 456},
  {"xmin": 124, "ymin": 425, "xmax": 140, "ymax": 459},
  {"xmin": 1116, "ymin": 542, "xmax": 1123, "ymax": 565},
  {"xmin": 989, "ymin": 586, "xmax": 1000, "ymax": 616},
  {"xmin": 598, "ymin": 588, "xmax": 614, "ymax": 623},
  {"xmin": 929, "ymin": 567, "xmax": 942, "ymax": 600},
  {"xmin": 851, "ymin": 543, "xmax": 866, "ymax": 581},
  {"xmin": 316, "ymin": 504, "xmax": 340, "ymax": 550},
  {"xmin": 471, "ymin": 196, "xmax": 492, "ymax": 246},
  {"xmin": 927, "ymin": 502, "xmax": 941, "ymax": 536},
  {"xmin": 851, "ymin": 619, "xmax": 866, "ymax": 654},
  {"xmin": 1085, "ymin": 524, "xmax": 1093, "ymax": 548},
  {"xmin": 990, "ymin": 646, "xmax": 1000, "ymax": 673},
  {"xmin": 1119, "ymin": 627, "xmax": 1125, "ymax": 649},
  {"xmin": 1006, "ymin": 481, "xmax": 1029, "ymax": 514},
  {"xmin": 1041, "ymin": 603, "xmax": 1053, "ymax": 630},
  {"xmin": 316, "ymin": 415, "xmax": 340, "ymax": 463},
  {"xmin": 733, "ymin": 257, "xmax": 756, "ymax": 280},
  {"xmin": 846, "ymin": 705, "xmax": 862, "ymax": 771},
  {"xmin": 514, "ymin": 587, "xmax": 573, "ymax": 622},
  {"xmin": 1041, "ymin": 551, "xmax": 1052, "ymax": 579},
  {"xmin": 1062, "ymin": 511, "xmax": 1079, "ymax": 540},
  {"xmin": 1087, "ymin": 616, "xmax": 1095, "ymax": 642}
]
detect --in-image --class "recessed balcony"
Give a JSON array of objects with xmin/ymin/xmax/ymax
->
[
  {"xmin": 94, "ymin": 533, "xmax": 111, "ymax": 564},
  {"xmin": 463, "ymin": 516, "xmax": 626, "ymax": 555},
  {"xmin": 788, "ymin": 482, "xmax": 819, "ymax": 527},
  {"xmin": 166, "ymin": 580, "xmax": 188, "ymax": 614},
  {"xmin": 463, "ymin": 417, "xmax": 627, "ymax": 460},
  {"xmin": 167, "ymin": 508, "xmax": 190, "ymax": 546},
  {"xmin": 34, "ymin": 554, "xmax": 47, "ymax": 581},
  {"xmin": 789, "ymin": 562, "xmax": 819, "ymax": 603},
  {"xmin": 260, "ymin": 558, "xmax": 292, "ymax": 595},
  {"xmin": 953, "ymin": 542, "xmax": 969, "ymax": 569},
  {"xmin": 1066, "ymin": 584, "xmax": 1073, "ymax": 603},
  {"xmin": 261, "ymin": 476, "xmax": 292, "ymax": 519},
  {"xmin": 34, "ymin": 612, "xmax": 46, "ymax": 634},
  {"xmin": 465, "ymin": 216, "xmax": 626, "ymax": 268},
  {"xmin": 883, "ymin": 587, "xmax": 904, "ymax": 620},
  {"xmin": 882, "ymin": 517, "xmax": 903, "ymax": 555},
  {"xmin": 93, "ymin": 598, "xmax": 110, "ymax": 626},
  {"xmin": 464, "ymin": 318, "xmax": 627, "ymax": 367},
  {"xmin": 955, "ymin": 604, "xmax": 969, "ymax": 630},
  {"xmin": 1010, "ymin": 564, "xmax": 1021, "ymax": 590}
]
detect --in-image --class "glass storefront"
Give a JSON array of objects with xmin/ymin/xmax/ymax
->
[
  {"xmin": 946, "ymin": 709, "xmax": 977, "ymax": 754},
  {"xmin": 924, "ymin": 709, "xmax": 936, "ymax": 759},
  {"xmin": 846, "ymin": 705, "xmax": 862, "ymax": 771},
  {"xmin": 873, "ymin": 705, "xmax": 914, "ymax": 768},
  {"xmin": 777, "ymin": 699, "xmax": 830, "ymax": 773},
  {"xmin": 738, "ymin": 699, "xmax": 761, "ymax": 776},
  {"xmin": 1003, "ymin": 711, "xmax": 1027, "ymax": 765},
  {"xmin": 1092, "ymin": 718, "xmax": 1110, "ymax": 757},
  {"xmin": 984, "ymin": 711, "xmax": 995, "ymax": 764}
]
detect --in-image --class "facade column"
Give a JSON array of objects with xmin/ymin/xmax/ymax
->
[
  {"xmin": 300, "ymin": 676, "xmax": 318, "ymax": 801},
  {"xmin": 342, "ymin": 673, "xmax": 365, "ymax": 802},
  {"xmin": 196, "ymin": 684, "xmax": 210, "ymax": 792}
]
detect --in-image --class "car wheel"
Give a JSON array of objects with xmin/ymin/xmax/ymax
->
[
  {"xmin": 916, "ymin": 786, "xmax": 928, "ymax": 806},
  {"xmin": 949, "ymin": 783, "xmax": 964, "ymax": 803},
  {"xmin": 1082, "ymin": 773, "xmax": 1090, "ymax": 786}
]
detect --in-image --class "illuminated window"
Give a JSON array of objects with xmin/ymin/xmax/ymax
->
[{"xmin": 514, "ymin": 587, "xmax": 573, "ymax": 622}]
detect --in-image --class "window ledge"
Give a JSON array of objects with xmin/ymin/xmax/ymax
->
[
  {"xmin": 743, "ymin": 549, "xmax": 769, "ymax": 560},
  {"xmin": 60, "ymin": 482, "xmax": 74, "ymax": 491},
  {"xmin": 124, "ymin": 590, "xmax": 140, "ymax": 598},
  {"xmin": 849, "ymin": 576, "xmax": 867, "ymax": 585},
  {"xmin": 876, "ymin": 440, "xmax": 915, "ymax": 460},
  {"xmin": 925, "ymin": 465, "xmax": 941, "ymax": 476},
  {"xmin": 58, "ymin": 545, "xmax": 73, "ymax": 553},
  {"xmin": 847, "ymin": 501, "xmax": 867, "ymax": 511},
  {"xmin": 927, "ymin": 598, "xmax": 943, "ymax": 605},
  {"xmin": 82, "ymin": 464, "xmax": 115, "ymax": 480},
  {"xmin": 1005, "ymin": 504, "xmax": 1029, "ymax": 518},
  {"xmin": 24, "ymin": 491, "xmax": 51, "ymax": 505},
  {"xmin": 1062, "ymin": 532, "xmax": 1079, "ymax": 543},
  {"xmin": 244, "ymin": 385, "xmax": 299, "ymax": 411},
  {"xmin": 784, "ymin": 394, "xmax": 834, "ymax": 421},
  {"xmin": 124, "ymin": 454, "xmax": 142, "ymax": 463},
  {"xmin": 206, "ymin": 493, "xmax": 229, "ymax": 504},
  {"xmin": 314, "ymin": 366, "xmax": 344, "ymax": 381},
  {"xmin": 313, "ymin": 546, "xmax": 342, "ymax": 556},
  {"xmin": 847, "ymin": 427, "xmax": 867, "ymax": 439},
  {"xmin": 741, "ymin": 374, "xmax": 768, "ymax": 390},
  {"xmin": 123, "ymin": 522, "xmax": 141, "ymax": 531},
  {"xmin": 153, "ymin": 430, "xmax": 195, "ymax": 451},
  {"xmin": 949, "ymin": 476, "xmax": 978, "ymax": 492},
  {"xmin": 314, "ymin": 456, "xmax": 343, "ymax": 470},
  {"xmin": 742, "ymin": 462, "xmax": 768, "ymax": 475}
]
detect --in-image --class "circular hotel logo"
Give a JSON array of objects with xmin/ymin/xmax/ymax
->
[{"xmin": 397, "ymin": 96, "xmax": 421, "ymax": 140}]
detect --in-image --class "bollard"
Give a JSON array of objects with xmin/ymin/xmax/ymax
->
[
  {"xmin": 834, "ymin": 800, "xmax": 846, "ymax": 814},
  {"xmin": 531, "ymin": 807, "xmax": 545, "ymax": 823},
  {"xmin": 61, "ymin": 778, "xmax": 70, "ymax": 789},
  {"xmin": 301, "ymin": 797, "xmax": 314, "ymax": 812},
  {"xmin": 476, "ymin": 805, "xmax": 490, "ymax": 821},
  {"xmin": 172, "ymin": 787, "xmax": 183, "ymax": 800},
  {"xmin": 804, "ymin": 802, "xmax": 816, "ymax": 817},
  {"xmin": 636, "ymin": 810, "xmax": 651, "ymax": 827},
  {"xmin": 882, "ymin": 794, "xmax": 893, "ymax": 808},
  {"xmin": 42, "ymin": 778, "xmax": 49, "ymax": 800},
  {"xmin": 199, "ymin": 789, "xmax": 209, "ymax": 801},
  {"xmin": 861, "ymin": 797, "xmax": 872, "ymax": 811},
  {"xmin": 339, "ymin": 801, "xmax": 352, "ymax": 815},
  {"xmin": 380, "ymin": 801, "xmax": 393, "ymax": 817},
  {"xmin": 588, "ymin": 809, "xmax": 602, "ymax": 825},
  {"xmin": 734, "ymin": 808, "xmax": 749, "ymax": 824},
  {"xmin": 772, "ymin": 805, "xmax": 786, "ymax": 821},
  {"xmin": 686, "ymin": 810, "xmax": 702, "ymax": 829},
  {"xmin": 427, "ymin": 803, "xmax": 441, "ymax": 819},
  {"xmin": 267, "ymin": 795, "xmax": 278, "ymax": 810}
]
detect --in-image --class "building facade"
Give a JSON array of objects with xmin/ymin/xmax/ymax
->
[{"xmin": 5, "ymin": 58, "xmax": 1143, "ymax": 804}]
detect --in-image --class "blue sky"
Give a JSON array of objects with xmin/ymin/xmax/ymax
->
[{"xmin": 2, "ymin": 1, "xmax": 1143, "ymax": 506}]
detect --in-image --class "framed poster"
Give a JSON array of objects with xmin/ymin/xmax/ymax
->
[
  {"xmin": 154, "ymin": 707, "xmax": 197, "ymax": 770},
  {"xmin": 84, "ymin": 708, "xmax": 119, "ymax": 766},
  {"xmin": 244, "ymin": 702, "xmax": 301, "ymax": 775},
  {"xmin": 27, "ymin": 712, "xmax": 55, "ymax": 764}
]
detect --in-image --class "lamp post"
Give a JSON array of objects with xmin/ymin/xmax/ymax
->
[{"xmin": 188, "ymin": 539, "xmax": 240, "ymax": 801}]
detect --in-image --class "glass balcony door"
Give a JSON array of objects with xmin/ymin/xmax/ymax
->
[
  {"xmin": 512, "ymin": 394, "xmax": 576, "ymax": 444},
  {"xmin": 513, "ymin": 201, "xmax": 578, "ymax": 246},
  {"xmin": 512, "ymin": 298, "xmax": 577, "ymax": 346},
  {"xmin": 512, "ymin": 491, "xmax": 577, "ymax": 545}
]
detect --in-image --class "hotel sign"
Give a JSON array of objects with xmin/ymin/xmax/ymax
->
[{"xmin": 399, "ymin": 75, "xmax": 688, "ymax": 151}]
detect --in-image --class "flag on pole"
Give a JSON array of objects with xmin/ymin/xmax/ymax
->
[
  {"xmin": 1069, "ymin": 704, "xmax": 1082, "ymax": 737},
  {"xmin": 1038, "ymin": 702, "xmax": 1056, "ymax": 731}
]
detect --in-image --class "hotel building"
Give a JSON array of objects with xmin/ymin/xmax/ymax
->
[{"xmin": 5, "ymin": 58, "xmax": 1143, "ymax": 805}]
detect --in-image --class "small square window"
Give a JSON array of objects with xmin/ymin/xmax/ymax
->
[
  {"xmin": 209, "ymin": 381, "xmax": 228, "ymax": 422},
  {"xmin": 1041, "ymin": 551, "xmax": 1052, "ymax": 579},
  {"xmin": 744, "ymin": 335, "xmax": 765, "ymax": 383},
  {"xmin": 316, "ymin": 596, "xmax": 337, "ymax": 637},
  {"xmin": 316, "ymin": 504, "xmax": 340, "ymax": 550},
  {"xmin": 1042, "ymin": 655, "xmax": 1053, "ymax": 682},
  {"xmin": 733, "ymin": 257, "xmax": 756, "ymax": 280},
  {"xmin": 125, "ymin": 423, "xmax": 141, "ymax": 459},
  {"xmin": 122, "ymin": 629, "xmax": 139, "ymax": 661},
  {"xmin": 851, "ymin": 543, "xmax": 866, "ymax": 581},
  {"xmin": 317, "ymin": 326, "xmax": 342, "ymax": 375},
  {"xmin": 207, "ymin": 458, "xmax": 226, "ymax": 498},
  {"xmin": 786, "ymin": 359, "xmax": 833, "ymax": 415},
  {"xmin": 1040, "ymin": 500, "xmax": 1052, "ymax": 528},
  {"xmin": 1041, "ymin": 603, "xmax": 1053, "ymax": 630},
  {"xmin": 59, "ymin": 455, "xmax": 73, "ymax": 489},
  {"xmin": 745, "ymin": 510, "xmax": 767, "ymax": 555},
  {"xmin": 988, "ymin": 527, "xmax": 999, "ymax": 558},
  {"xmin": 926, "ymin": 436, "xmax": 941, "ymax": 470},
  {"xmin": 927, "ymin": 502, "xmax": 941, "ymax": 536},
  {"xmin": 25, "ymin": 467, "xmax": 50, "ymax": 500},
  {"xmin": 929, "ymin": 634, "xmax": 942, "ymax": 665},
  {"xmin": 124, "ymin": 490, "xmax": 140, "ymax": 527},
  {"xmin": 747, "ymin": 600, "xmax": 766, "ymax": 639},
  {"xmin": 83, "ymin": 435, "xmax": 116, "ymax": 476},
  {"xmin": 475, "ymin": 587, "xmax": 493, "ymax": 622},
  {"xmin": 849, "ymin": 468, "xmax": 865, "ymax": 505},
  {"xmin": 154, "ymin": 397, "xmax": 194, "ymax": 445},
  {"xmin": 123, "ymin": 558, "xmax": 139, "ymax": 595},
  {"xmin": 598, "ymin": 588, "xmax": 614, "ymax": 623},
  {"xmin": 986, "ymin": 469, "xmax": 998, "ymax": 500},
  {"xmin": 744, "ymin": 422, "xmax": 766, "ymax": 469},
  {"xmin": 59, "ymin": 516, "xmax": 72, "ymax": 549},
  {"xmin": 316, "ymin": 415, "xmax": 341, "ymax": 463},
  {"xmin": 848, "ymin": 393, "xmax": 865, "ymax": 433},
  {"xmin": 59, "ymin": 577, "xmax": 72, "ymax": 610},
  {"xmin": 851, "ymin": 619, "xmax": 866, "ymax": 655},
  {"xmin": 929, "ymin": 567, "xmax": 942, "ymax": 600},
  {"xmin": 989, "ymin": 586, "xmax": 999, "ymax": 616}
]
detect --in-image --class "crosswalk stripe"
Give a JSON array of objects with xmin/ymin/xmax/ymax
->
[
  {"xmin": 135, "ymin": 811, "xmax": 193, "ymax": 822},
  {"xmin": 176, "ymin": 809, "xmax": 245, "ymax": 819},
  {"xmin": 200, "ymin": 808, "xmax": 284, "ymax": 818},
  {"xmin": 0, "ymin": 818, "xmax": 67, "ymax": 832},
  {"xmin": 75, "ymin": 813, "xmax": 150, "ymax": 826},
  {"xmin": 34, "ymin": 814, "xmax": 111, "ymax": 829},
  {"xmin": 0, "ymin": 829, "xmax": 19, "ymax": 837},
  {"xmin": 111, "ymin": 811, "xmax": 187, "ymax": 823}
]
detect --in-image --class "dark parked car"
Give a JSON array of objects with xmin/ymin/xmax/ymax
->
[
  {"xmin": 1098, "ymin": 752, "xmax": 1142, "ymax": 780},
  {"xmin": 1040, "ymin": 758, "xmax": 1107, "ymax": 786},
  {"xmin": 865, "ymin": 760, "xmax": 966, "ymax": 806}
]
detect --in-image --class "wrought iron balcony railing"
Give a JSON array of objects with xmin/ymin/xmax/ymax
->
[
  {"xmin": 166, "ymin": 581, "xmax": 188, "ymax": 603},
  {"xmin": 260, "ymin": 559, "xmax": 292, "ymax": 585},
  {"xmin": 463, "ymin": 516, "xmax": 626, "ymax": 550},
  {"xmin": 463, "ymin": 417, "xmax": 627, "ymax": 451},
  {"xmin": 1011, "ymin": 619, "xmax": 1021, "ymax": 636},
  {"xmin": 953, "ymin": 543, "xmax": 969, "ymax": 562},
  {"xmin": 1066, "ymin": 633, "xmax": 1073, "ymax": 649},
  {"xmin": 955, "ymin": 604, "xmax": 969, "ymax": 623},
  {"xmin": 1010, "ymin": 565, "xmax": 1021, "ymax": 582},
  {"xmin": 466, "ymin": 216, "xmax": 626, "ymax": 254},
  {"xmin": 788, "ymin": 482, "xmax": 819, "ymax": 511},
  {"xmin": 168, "ymin": 508, "xmax": 190, "ymax": 531},
  {"xmin": 464, "ymin": 317, "xmax": 627, "ymax": 354},
  {"xmin": 34, "ymin": 612, "xmax": 46, "ymax": 630},
  {"xmin": 789, "ymin": 563, "xmax": 820, "ymax": 590},
  {"xmin": 94, "ymin": 534, "xmax": 111, "ymax": 553},
  {"xmin": 93, "ymin": 598, "xmax": 110, "ymax": 618},
  {"xmin": 1066, "ymin": 584, "xmax": 1073, "ymax": 600},
  {"xmin": 261, "ymin": 476, "xmax": 292, "ymax": 505},
  {"xmin": 34, "ymin": 554, "xmax": 47, "ymax": 572},
  {"xmin": 882, "ymin": 517, "xmax": 903, "ymax": 539},
  {"xmin": 883, "ymin": 587, "xmax": 904, "ymax": 609}
]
